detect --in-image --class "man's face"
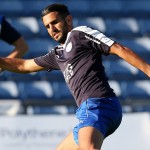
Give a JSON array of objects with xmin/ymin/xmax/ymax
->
[{"xmin": 42, "ymin": 11, "xmax": 70, "ymax": 44}]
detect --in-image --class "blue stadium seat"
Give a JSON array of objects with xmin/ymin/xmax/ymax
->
[
  {"xmin": 70, "ymin": 0, "xmax": 120, "ymax": 18},
  {"xmin": 74, "ymin": 17, "xmax": 106, "ymax": 33},
  {"xmin": 38, "ymin": 19, "xmax": 50, "ymax": 38},
  {"xmin": 10, "ymin": 17, "xmax": 40, "ymax": 38},
  {"xmin": 0, "ymin": 81, "xmax": 19, "ymax": 99},
  {"xmin": 105, "ymin": 18, "xmax": 140, "ymax": 37},
  {"xmin": 4, "ymin": 71, "xmax": 42, "ymax": 82},
  {"xmin": 138, "ymin": 19, "xmax": 150, "ymax": 36},
  {"xmin": 52, "ymin": 82, "xmax": 74, "ymax": 102},
  {"xmin": 123, "ymin": 80, "xmax": 150, "ymax": 100},
  {"xmin": 0, "ymin": 41, "xmax": 14, "ymax": 57},
  {"xmin": 108, "ymin": 80, "xmax": 123, "ymax": 100},
  {"xmin": 0, "ymin": 71, "xmax": 7, "ymax": 81},
  {"xmin": 32, "ymin": 106, "xmax": 69, "ymax": 114},
  {"xmin": 105, "ymin": 60, "xmax": 141, "ymax": 81},
  {"xmin": 25, "ymin": 39, "xmax": 56, "ymax": 58},
  {"xmin": 123, "ymin": 1, "xmax": 150, "ymax": 17},
  {"xmin": 0, "ymin": 1, "xmax": 23, "ymax": 17},
  {"xmin": 18, "ymin": 81, "xmax": 54, "ymax": 101},
  {"xmin": 1, "ymin": 0, "xmax": 150, "ymax": 18},
  {"xmin": 0, "ymin": 0, "xmax": 123, "ymax": 18}
]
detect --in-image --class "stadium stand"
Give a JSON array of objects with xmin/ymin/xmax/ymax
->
[
  {"xmin": 105, "ymin": 18, "xmax": 141, "ymax": 38},
  {"xmin": 4, "ymin": 71, "xmax": 42, "ymax": 82},
  {"xmin": 123, "ymin": 80, "xmax": 150, "ymax": 100},
  {"xmin": 18, "ymin": 81, "xmax": 54, "ymax": 101},
  {"xmin": 0, "ymin": 0, "xmax": 150, "ymax": 114},
  {"xmin": 105, "ymin": 60, "xmax": 141, "ymax": 81},
  {"xmin": 138, "ymin": 19, "xmax": 150, "ymax": 36},
  {"xmin": 25, "ymin": 39, "xmax": 55, "ymax": 58},
  {"xmin": 0, "ymin": 40, "xmax": 15, "ymax": 57},
  {"xmin": 0, "ymin": 81, "xmax": 19, "ymax": 99},
  {"xmin": 9, "ymin": 17, "xmax": 40, "ymax": 39}
]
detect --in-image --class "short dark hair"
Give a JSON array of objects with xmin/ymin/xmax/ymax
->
[{"xmin": 41, "ymin": 3, "xmax": 70, "ymax": 19}]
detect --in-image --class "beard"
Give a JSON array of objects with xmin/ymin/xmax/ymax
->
[
  {"xmin": 57, "ymin": 31, "xmax": 68, "ymax": 44},
  {"xmin": 53, "ymin": 21, "xmax": 69, "ymax": 44}
]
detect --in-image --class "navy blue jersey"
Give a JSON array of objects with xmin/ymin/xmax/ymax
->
[
  {"xmin": 34, "ymin": 26, "xmax": 116, "ymax": 106},
  {"xmin": 0, "ymin": 15, "xmax": 21, "ymax": 44}
]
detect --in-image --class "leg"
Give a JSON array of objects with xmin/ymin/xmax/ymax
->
[
  {"xmin": 56, "ymin": 132, "xmax": 79, "ymax": 150},
  {"xmin": 78, "ymin": 126, "xmax": 104, "ymax": 150}
]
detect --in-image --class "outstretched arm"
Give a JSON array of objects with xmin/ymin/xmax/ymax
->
[
  {"xmin": 109, "ymin": 42, "xmax": 150, "ymax": 77},
  {"xmin": 0, "ymin": 58, "xmax": 45, "ymax": 73}
]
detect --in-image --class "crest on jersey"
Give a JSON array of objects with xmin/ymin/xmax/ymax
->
[{"xmin": 65, "ymin": 42, "xmax": 72, "ymax": 52}]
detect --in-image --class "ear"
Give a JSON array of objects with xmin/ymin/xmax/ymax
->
[{"xmin": 66, "ymin": 15, "xmax": 72, "ymax": 25}]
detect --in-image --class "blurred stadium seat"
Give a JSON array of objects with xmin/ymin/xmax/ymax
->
[
  {"xmin": 31, "ymin": 105, "xmax": 69, "ymax": 114},
  {"xmin": 0, "ymin": 1, "xmax": 23, "ymax": 17},
  {"xmin": 138, "ymin": 19, "xmax": 150, "ymax": 36},
  {"xmin": 123, "ymin": 1, "xmax": 150, "ymax": 18},
  {"xmin": 4, "ymin": 71, "xmax": 42, "ymax": 81},
  {"xmin": 105, "ymin": 18, "xmax": 140, "ymax": 38},
  {"xmin": 74, "ymin": 17, "xmax": 106, "ymax": 33},
  {"xmin": 0, "ymin": 81, "xmax": 19, "ymax": 99},
  {"xmin": 123, "ymin": 80, "xmax": 150, "ymax": 100},
  {"xmin": 0, "ymin": 40, "xmax": 14, "ymax": 57},
  {"xmin": 106, "ymin": 60, "xmax": 141, "ymax": 81},
  {"xmin": 108, "ymin": 80, "xmax": 123, "ymax": 100},
  {"xmin": 10, "ymin": 17, "xmax": 40, "ymax": 39},
  {"xmin": 52, "ymin": 82, "xmax": 74, "ymax": 102},
  {"xmin": 18, "ymin": 81, "xmax": 54, "ymax": 101},
  {"xmin": 25, "ymin": 39, "xmax": 56, "ymax": 58}
]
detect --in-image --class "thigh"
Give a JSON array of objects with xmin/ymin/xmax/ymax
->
[
  {"xmin": 78, "ymin": 126, "xmax": 104, "ymax": 150},
  {"xmin": 56, "ymin": 132, "xmax": 79, "ymax": 150}
]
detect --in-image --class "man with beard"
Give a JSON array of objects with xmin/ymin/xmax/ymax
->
[{"xmin": 0, "ymin": 4, "xmax": 149, "ymax": 150}]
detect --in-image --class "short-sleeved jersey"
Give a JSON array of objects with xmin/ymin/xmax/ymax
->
[
  {"xmin": 34, "ymin": 26, "xmax": 116, "ymax": 106},
  {"xmin": 0, "ymin": 15, "xmax": 21, "ymax": 44}
]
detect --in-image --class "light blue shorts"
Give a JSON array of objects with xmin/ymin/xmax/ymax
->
[{"xmin": 73, "ymin": 97, "xmax": 122, "ymax": 144}]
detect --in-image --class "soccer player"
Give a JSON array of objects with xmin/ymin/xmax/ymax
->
[
  {"xmin": 0, "ymin": 15, "xmax": 28, "ymax": 72},
  {"xmin": 0, "ymin": 4, "xmax": 149, "ymax": 150}
]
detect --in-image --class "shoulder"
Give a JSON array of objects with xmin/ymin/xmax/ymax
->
[
  {"xmin": 73, "ymin": 26, "xmax": 92, "ymax": 32},
  {"xmin": 71, "ymin": 26, "xmax": 104, "ymax": 40},
  {"xmin": 67, "ymin": 26, "xmax": 92, "ymax": 40},
  {"xmin": 72, "ymin": 26, "xmax": 100, "ymax": 35}
]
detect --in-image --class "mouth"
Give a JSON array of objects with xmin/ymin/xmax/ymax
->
[{"xmin": 53, "ymin": 32, "xmax": 60, "ymax": 39}]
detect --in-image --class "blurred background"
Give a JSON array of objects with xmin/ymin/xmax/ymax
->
[{"xmin": 0, "ymin": 0, "xmax": 150, "ymax": 150}]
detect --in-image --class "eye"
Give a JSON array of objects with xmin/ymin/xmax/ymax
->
[{"xmin": 45, "ymin": 24, "xmax": 50, "ymax": 29}]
